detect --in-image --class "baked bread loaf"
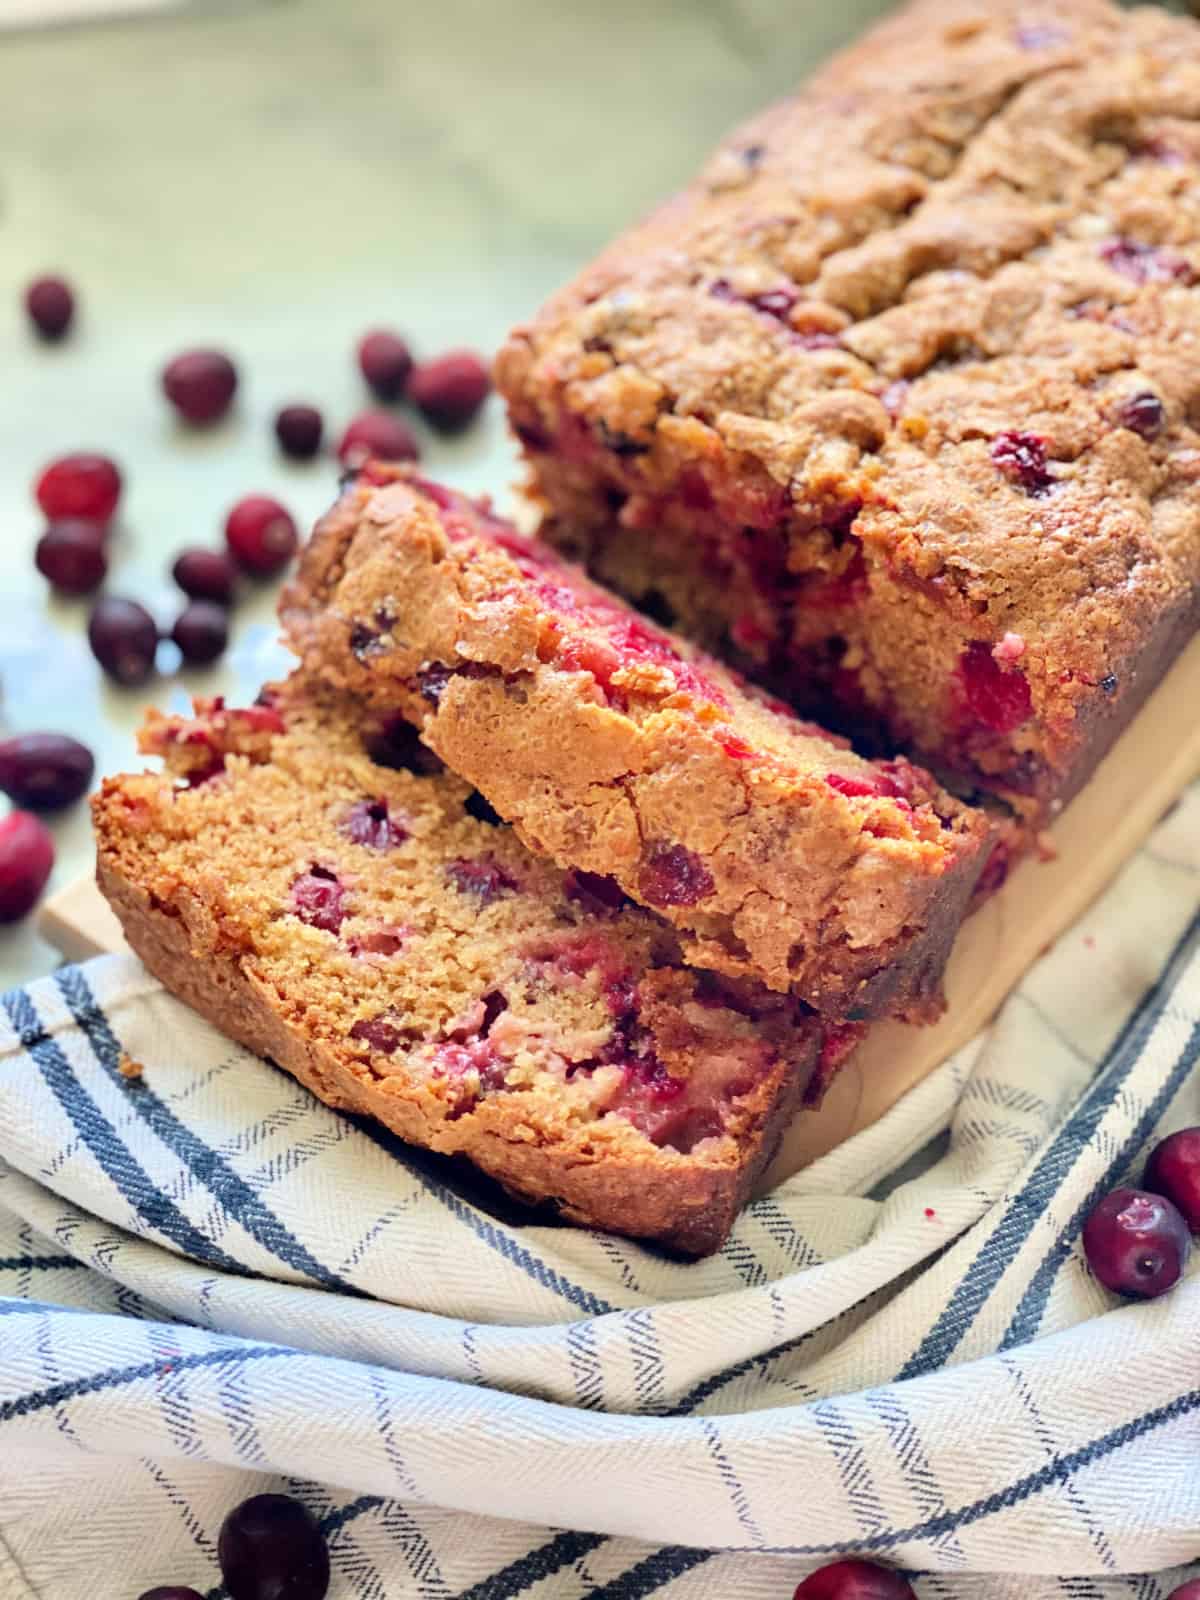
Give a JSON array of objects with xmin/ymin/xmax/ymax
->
[
  {"xmin": 93, "ymin": 676, "xmax": 858, "ymax": 1255},
  {"xmin": 282, "ymin": 468, "xmax": 991, "ymax": 1021},
  {"xmin": 496, "ymin": 0, "xmax": 1200, "ymax": 820}
]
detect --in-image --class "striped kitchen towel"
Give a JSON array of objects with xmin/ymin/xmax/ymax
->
[{"xmin": 0, "ymin": 789, "xmax": 1197, "ymax": 1599}]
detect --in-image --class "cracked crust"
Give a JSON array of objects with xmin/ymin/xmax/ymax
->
[
  {"xmin": 496, "ymin": 0, "xmax": 1200, "ymax": 819},
  {"xmin": 281, "ymin": 469, "xmax": 991, "ymax": 1021}
]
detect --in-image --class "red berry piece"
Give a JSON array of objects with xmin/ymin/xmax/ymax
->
[
  {"xmin": 991, "ymin": 430, "xmax": 1054, "ymax": 496},
  {"xmin": 357, "ymin": 328, "xmax": 413, "ymax": 402},
  {"xmin": 36, "ymin": 520, "xmax": 107, "ymax": 595},
  {"xmin": 794, "ymin": 1560, "xmax": 918, "ymax": 1600},
  {"xmin": 337, "ymin": 410, "xmax": 420, "ymax": 468},
  {"xmin": 349, "ymin": 1014, "xmax": 406, "ymax": 1053},
  {"xmin": 289, "ymin": 867, "xmax": 346, "ymax": 934},
  {"xmin": 224, "ymin": 495, "xmax": 298, "ymax": 577},
  {"xmin": 87, "ymin": 596, "xmax": 159, "ymax": 686},
  {"xmin": 35, "ymin": 453, "xmax": 122, "ymax": 526},
  {"xmin": 161, "ymin": 348, "xmax": 238, "ymax": 425},
  {"xmin": 956, "ymin": 641, "xmax": 1033, "ymax": 734},
  {"xmin": 1100, "ymin": 236, "xmax": 1195, "ymax": 286},
  {"xmin": 339, "ymin": 797, "xmax": 409, "ymax": 849},
  {"xmin": 637, "ymin": 841, "xmax": 715, "ymax": 907},
  {"xmin": 218, "ymin": 1493, "xmax": 330, "ymax": 1600},
  {"xmin": 171, "ymin": 600, "xmax": 229, "ymax": 665},
  {"xmin": 1082, "ymin": 1186, "xmax": 1191, "ymax": 1299},
  {"xmin": 172, "ymin": 546, "xmax": 237, "ymax": 605},
  {"xmin": 445, "ymin": 855, "xmax": 517, "ymax": 904},
  {"xmin": 274, "ymin": 403, "xmax": 324, "ymax": 460},
  {"xmin": 408, "ymin": 349, "xmax": 491, "ymax": 432},
  {"xmin": 0, "ymin": 733, "xmax": 94, "ymax": 811},
  {"xmin": 0, "ymin": 811, "xmax": 55, "ymax": 923},
  {"xmin": 1116, "ymin": 391, "xmax": 1165, "ymax": 440},
  {"xmin": 1144, "ymin": 1127, "xmax": 1200, "ymax": 1232},
  {"xmin": 25, "ymin": 274, "xmax": 75, "ymax": 340}
]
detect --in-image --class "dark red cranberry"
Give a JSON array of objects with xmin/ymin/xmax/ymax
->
[
  {"xmin": 1100, "ymin": 237, "xmax": 1195, "ymax": 286},
  {"xmin": 337, "ymin": 410, "xmax": 420, "ymax": 467},
  {"xmin": 289, "ymin": 866, "xmax": 346, "ymax": 934},
  {"xmin": 224, "ymin": 495, "xmax": 298, "ymax": 577},
  {"xmin": 25, "ymin": 274, "xmax": 75, "ymax": 340},
  {"xmin": 218, "ymin": 1493, "xmax": 330, "ymax": 1600},
  {"xmin": 408, "ymin": 350, "xmax": 491, "ymax": 432},
  {"xmin": 990, "ymin": 431, "xmax": 1054, "ymax": 495},
  {"xmin": 0, "ymin": 733, "xmax": 94, "ymax": 811},
  {"xmin": 274, "ymin": 403, "xmax": 324, "ymax": 460},
  {"xmin": 445, "ymin": 855, "xmax": 517, "ymax": 904},
  {"xmin": 1144, "ymin": 1127, "xmax": 1200, "ymax": 1232},
  {"xmin": 34, "ymin": 453, "xmax": 121, "ymax": 526},
  {"xmin": 161, "ymin": 348, "xmax": 238, "ymax": 425},
  {"xmin": 172, "ymin": 546, "xmax": 237, "ymax": 605},
  {"xmin": 637, "ymin": 841, "xmax": 715, "ymax": 907},
  {"xmin": 35, "ymin": 520, "xmax": 107, "ymax": 594},
  {"xmin": 0, "ymin": 811, "xmax": 55, "ymax": 922},
  {"xmin": 87, "ymin": 596, "xmax": 159, "ymax": 685},
  {"xmin": 339, "ymin": 797, "xmax": 408, "ymax": 849},
  {"xmin": 1082, "ymin": 1186, "xmax": 1191, "ymax": 1299},
  {"xmin": 357, "ymin": 328, "xmax": 413, "ymax": 401},
  {"xmin": 171, "ymin": 600, "xmax": 229, "ymax": 665},
  {"xmin": 1116, "ymin": 391, "xmax": 1165, "ymax": 440},
  {"xmin": 363, "ymin": 716, "xmax": 444, "ymax": 775},
  {"xmin": 794, "ymin": 1560, "xmax": 917, "ymax": 1600},
  {"xmin": 957, "ymin": 641, "xmax": 1033, "ymax": 734},
  {"xmin": 136, "ymin": 1589, "xmax": 206, "ymax": 1600},
  {"xmin": 349, "ymin": 1014, "xmax": 405, "ymax": 1053}
]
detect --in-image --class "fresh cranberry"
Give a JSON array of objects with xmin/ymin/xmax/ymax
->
[
  {"xmin": 218, "ymin": 1493, "xmax": 330, "ymax": 1600},
  {"xmin": 161, "ymin": 348, "xmax": 238, "ymax": 424},
  {"xmin": 0, "ymin": 811, "xmax": 55, "ymax": 922},
  {"xmin": 445, "ymin": 855, "xmax": 517, "ymax": 904},
  {"xmin": 273, "ymin": 403, "xmax": 324, "ymax": 460},
  {"xmin": 172, "ymin": 546, "xmax": 237, "ymax": 605},
  {"xmin": 87, "ymin": 596, "xmax": 159, "ymax": 685},
  {"xmin": 349, "ymin": 1014, "xmax": 406, "ymax": 1054},
  {"xmin": 25, "ymin": 274, "xmax": 75, "ymax": 340},
  {"xmin": 991, "ymin": 431, "xmax": 1054, "ymax": 495},
  {"xmin": 1100, "ymin": 237, "xmax": 1195, "ymax": 286},
  {"xmin": 289, "ymin": 866, "xmax": 346, "ymax": 934},
  {"xmin": 357, "ymin": 328, "xmax": 413, "ymax": 401},
  {"xmin": 1144, "ymin": 1127, "xmax": 1200, "ymax": 1232},
  {"xmin": 0, "ymin": 733, "xmax": 93, "ymax": 811},
  {"xmin": 35, "ymin": 453, "xmax": 122, "ymax": 525},
  {"xmin": 136, "ymin": 1589, "xmax": 206, "ymax": 1600},
  {"xmin": 363, "ymin": 716, "xmax": 444, "ymax": 775},
  {"xmin": 637, "ymin": 841, "xmax": 715, "ymax": 907},
  {"xmin": 1116, "ymin": 392, "xmax": 1165, "ymax": 439},
  {"xmin": 957, "ymin": 641, "xmax": 1033, "ymax": 733},
  {"xmin": 1082, "ymin": 1186, "xmax": 1191, "ymax": 1298},
  {"xmin": 408, "ymin": 350, "xmax": 491, "ymax": 432},
  {"xmin": 337, "ymin": 410, "xmax": 420, "ymax": 467},
  {"xmin": 35, "ymin": 520, "xmax": 107, "ymax": 594},
  {"xmin": 171, "ymin": 600, "xmax": 229, "ymax": 665},
  {"xmin": 794, "ymin": 1560, "xmax": 918, "ymax": 1600},
  {"xmin": 339, "ymin": 797, "xmax": 408, "ymax": 849},
  {"xmin": 224, "ymin": 495, "xmax": 298, "ymax": 577}
]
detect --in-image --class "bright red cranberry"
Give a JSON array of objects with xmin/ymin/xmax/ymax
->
[
  {"xmin": 1100, "ymin": 237, "xmax": 1195, "ymax": 286},
  {"xmin": 1117, "ymin": 392, "xmax": 1165, "ymax": 439},
  {"xmin": 339, "ymin": 797, "xmax": 408, "ymax": 849},
  {"xmin": 991, "ymin": 431, "xmax": 1054, "ymax": 495},
  {"xmin": 408, "ymin": 350, "xmax": 491, "ymax": 432},
  {"xmin": 25, "ymin": 274, "xmax": 75, "ymax": 340},
  {"xmin": 1082, "ymin": 1186, "xmax": 1191, "ymax": 1298},
  {"xmin": 0, "ymin": 733, "xmax": 93, "ymax": 811},
  {"xmin": 1144, "ymin": 1127, "xmax": 1200, "ymax": 1232},
  {"xmin": 87, "ymin": 596, "xmax": 159, "ymax": 685},
  {"xmin": 172, "ymin": 546, "xmax": 237, "ymax": 605},
  {"xmin": 161, "ymin": 348, "xmax": 238, "ymax": 424},
  {"xmin": 357, "ymin": 328, "xmax": 413, "ymax": 401},
  {"xmin": 34, "ymin": 453, "xmax": 122, "ymax": 526},
  {"xmin": 224, "ymin": 495, "xmax": 298, "ymax": 577},
  {"xmin": 218, "ymin": 1493, "xmax": 330, "ymax": 1600},
  {"xmin": 136, "ymin": 1589, "xmax": 206, "ymax": 1600},
  {"xmin": 337, "ymin": 410, "xmax": 420, "ymax": 468},
  {"xmin": 637, "ymin": 841, "xmax": 715, "ymax": 907},
  {"xmin": 445, "ymin": 855, "xmax": 517, "ymax": 904},
  {"xmin": 0, "ymin": 811, "xmax": 55, "ymax": 923},
  {"xmin": 289, "ymin": 866, "xmax": 346, "ymax": 934},
  {"xmin": 171, "ymin": 600, "xmax": 229, "ymax": 665},
  {"xmin": 273, "ymin": 403, "xmax": 324, "ymax": 460},
  {"xmin": 794, "ymin": 1560, "xmax": 917, "ymax": 1600},
  {"xmin": 957, "ymin": 641, "xmax": 1033, "ymax": 734},
  {"xmin": 35, "ymin": 520, "xmax": 107, "ymax": 594}
]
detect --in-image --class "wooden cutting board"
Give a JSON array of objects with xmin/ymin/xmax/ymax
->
[{"xmin": 41, "ymin": 633, "xmax": 1200, "ymax": 1184}]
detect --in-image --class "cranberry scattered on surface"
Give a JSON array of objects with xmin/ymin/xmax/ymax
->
[
  {"xmin": 0, "ymin": 811, "xmax": 55, "ymax": 923},
  {"xmin": 793, "ymin": 1560, "xmax": 918, "ymax": 1600},
  {"xmin": 637, "ymin": 841, "xmax": 715, "ymax": 907},
  {"xmin": 991, "ymin": 430, "xmax": 1054, "ymax": 496},
  {"xmin": 1116, "ymin": 391, "xmax": 1166, "ymax": 440},
  {"xmin": 25, "ymin": 274, "xmax": 75, "ymax": 340},
  {"xmin": 339, "ymin": 797, "xmax": 409, "ymax": 849},
  {"xmin": 35, "ymin": 452, "xmax": 122, "ymax": 525},
  {"xmin": 1082, "ymin": 1186, "xmax": 1191, "ymax": 1299},
  {"xmin": 35, "ymin": 520, "xmax": 107, "ymax": 594},
  {"xmin": 218, "ymin": 1493, "xmax": 330, "ymax": 1600},
  {"xmin": 224, "ymin": 494, "xmax": 298, "ymax": 577},
  {"xmin": 408, "ymin": 350, "xmax": 491, "ymax": 432},
  {"xmin": 0, "ymin": 733, "xmax": 94, "ymax": 811},
  {"xmin": 274, "ymin": 403, "xmax": 324, "ymax": 460},
  {"xmin": 87, "ymin": 596, "xmax": 159, "ymax": 686},
  {"xmin": 337, "ymin": 410, "xmax": 420, "ymax": 468},
  {"xmin": 290, "ymin": 866, "xmax": 346, "ymax": 934},
  {"xmin": 357, "ymin": 328, "xmax": 413, "ymax": 401},
  {"xmin": 957, "ymin": 641, "xmax": 1033, "ymax": 734},
  {"xmin": 161, "ymin": 348, "xmax": 238, "ymax": 425},
  {"xmin": 172, "ymin": 600, "xmax": 229, "ymax": 665},
  {"xmin": 1144, "ymin": 1127, "xmax": 1200, "ymax": 1232},
  {"xmin": 172, "ymin": 546, "xmax": 237, "ymax": 605}
]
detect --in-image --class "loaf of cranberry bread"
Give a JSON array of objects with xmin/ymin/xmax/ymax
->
[
  {"xmin": 93, "ymin": 676, "xmax": 857, "ymax": 1255},
  {"xmin": 282, "ymin": 468, "xmax": 991, "ymax": 1022},
  {"xmin": 497, "ymin": 0, "xmax": 1200, "ymax": 820}
]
